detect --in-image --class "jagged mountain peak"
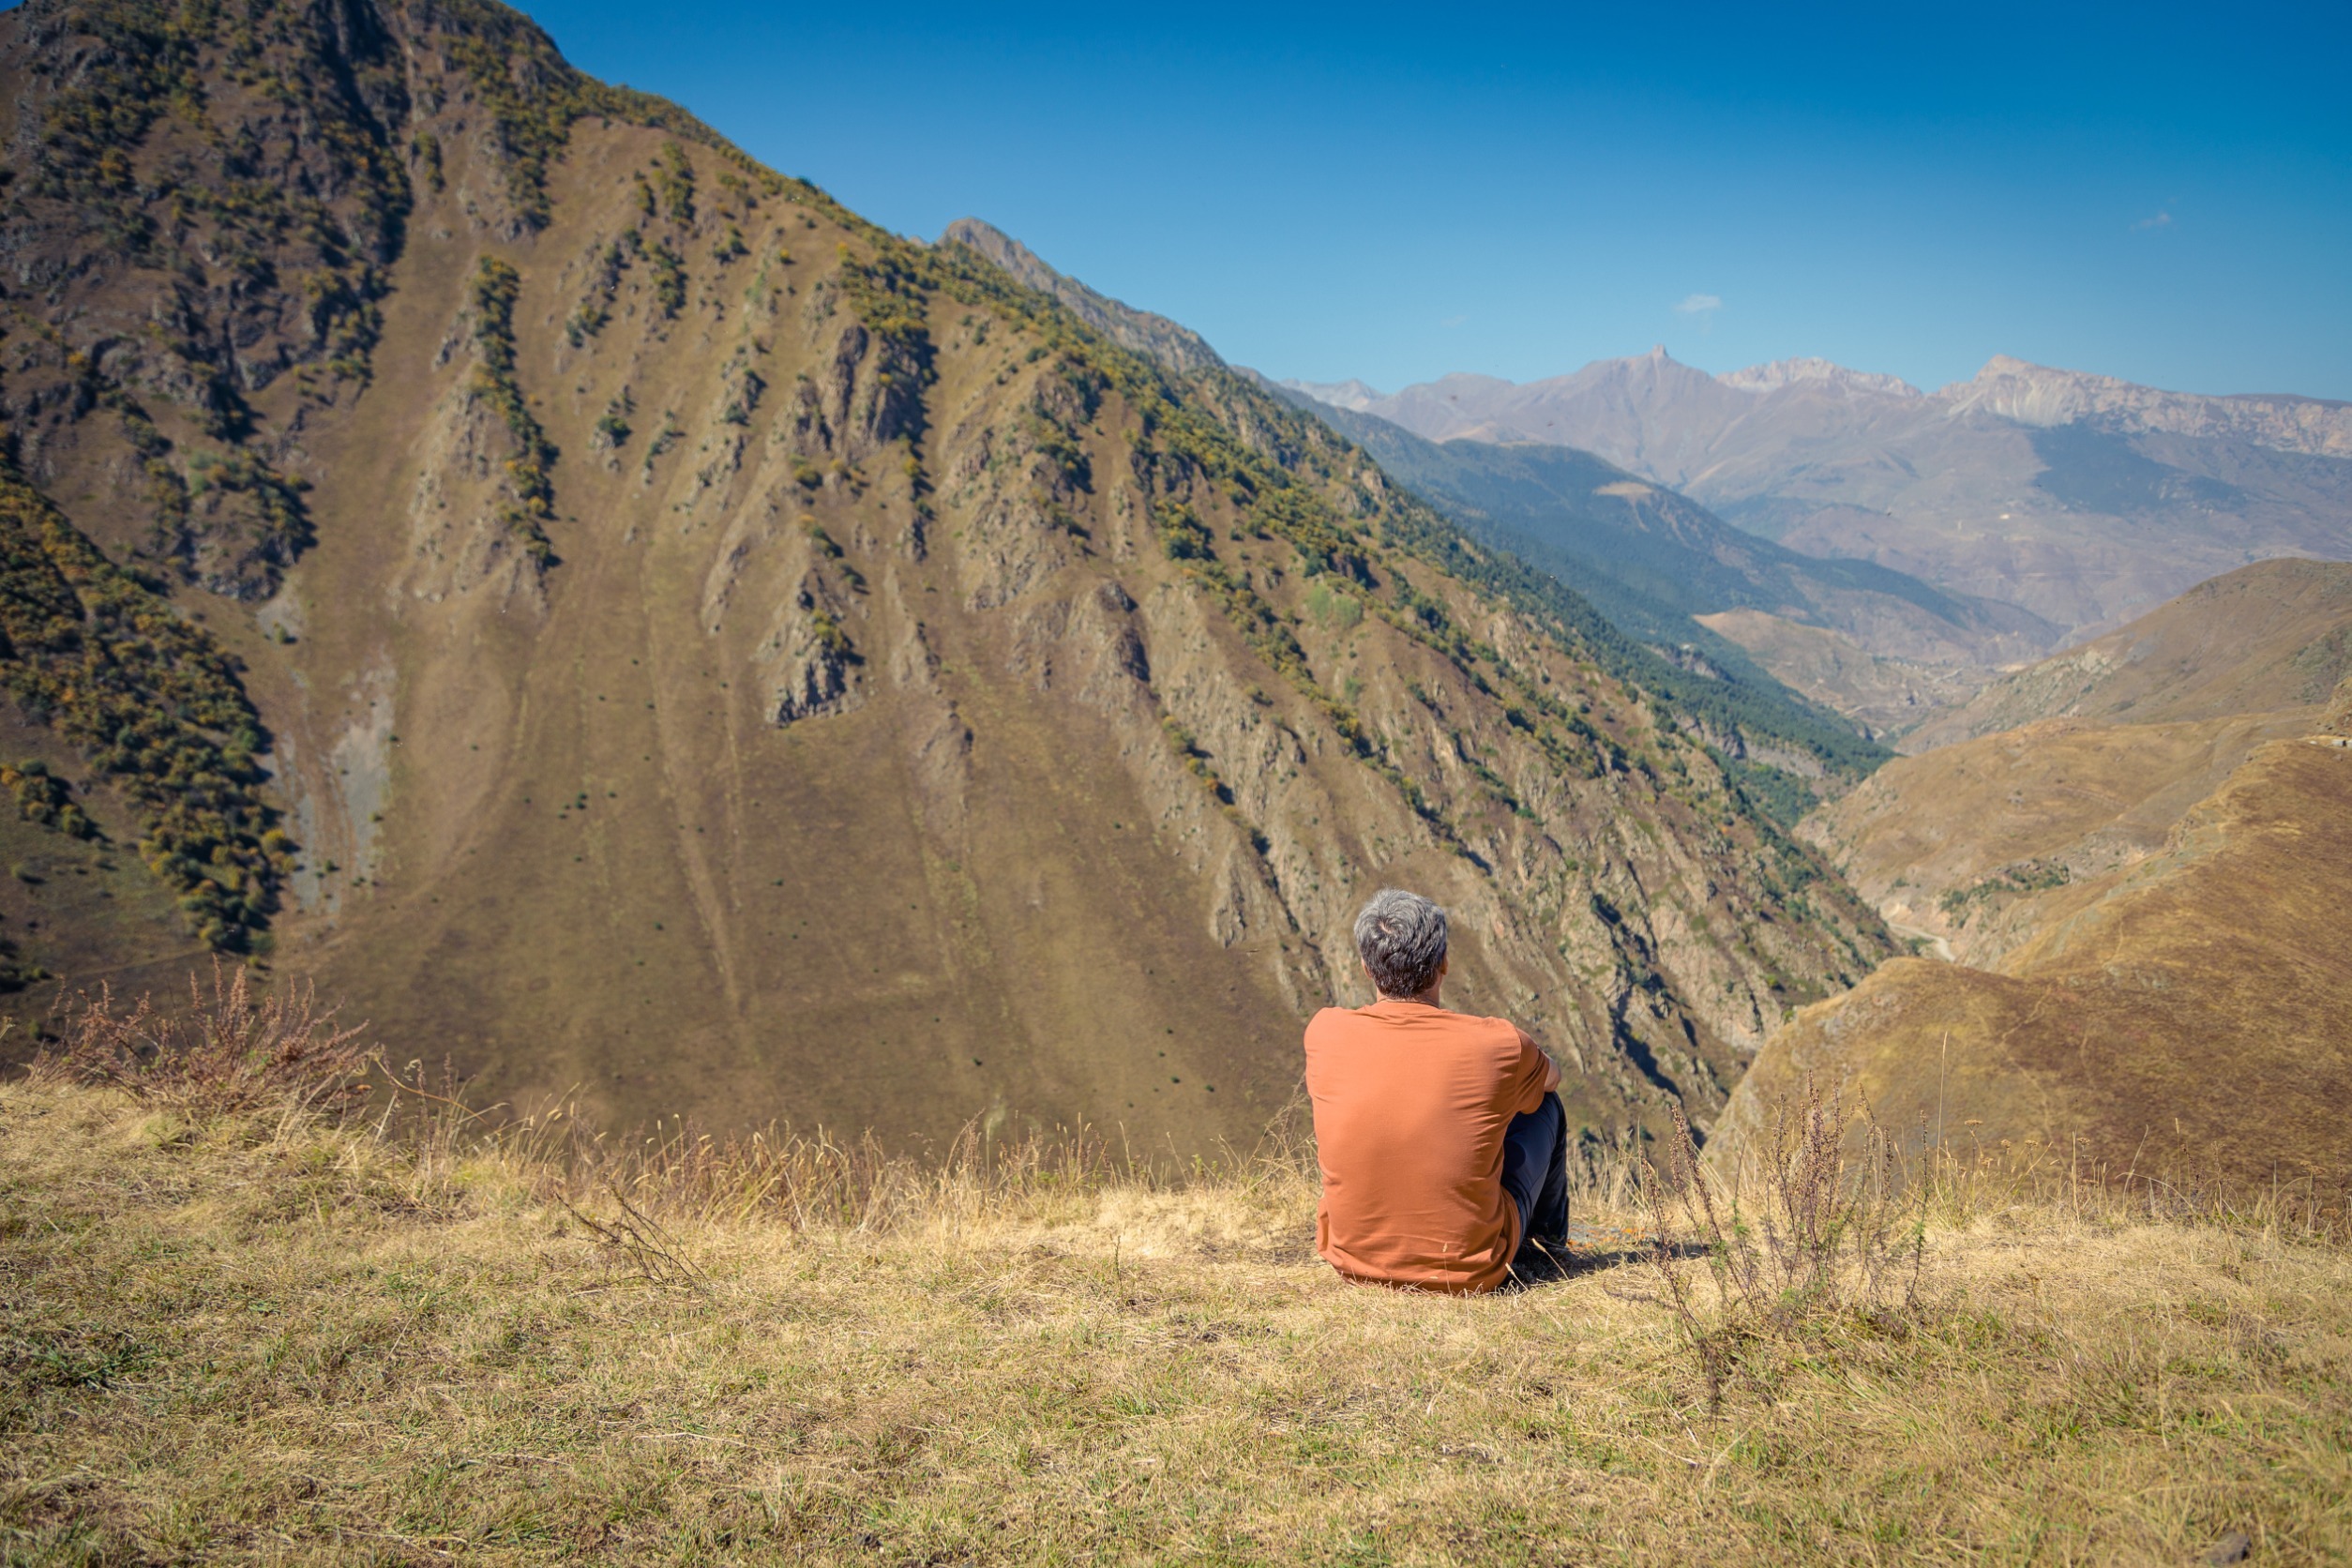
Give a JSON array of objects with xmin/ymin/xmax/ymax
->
[
  {"xmin": 1276, "ymin": 377, "xmax": 1385, "ymax": 412},
  {"xmin": 1942, "ymin": 354, "xmax": 2352, "ymax": 454}
]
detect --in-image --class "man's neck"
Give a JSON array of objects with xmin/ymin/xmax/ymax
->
[{"xmin": 1377, "ymin": 988, "xmax": 1444, "ymax": 1009}]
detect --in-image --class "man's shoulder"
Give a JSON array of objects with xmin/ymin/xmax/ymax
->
[
  {"xmin": 1304, "ymin": 1004, "xmax": 1527, "ymax": 1044},
  {"xmin": 1303, "ymin": 1005, "xmax": 1362, "ymax": 1046},
  {"xmin": 1459, "ymin": 1012, "xmax": 1534, "ymax": 1049}
]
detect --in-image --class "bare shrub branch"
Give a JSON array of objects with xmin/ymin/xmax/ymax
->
[{"xmin": 40, "ymin": 960, "xmax": 369, "ymax": 1119}]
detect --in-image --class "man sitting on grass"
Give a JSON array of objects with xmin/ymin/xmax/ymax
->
[{"xmin": 1304, "ymin": 888, "xmax": 1569, "ymax": 1293}]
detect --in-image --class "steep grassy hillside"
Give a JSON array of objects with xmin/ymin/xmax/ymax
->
[
  {"xmin": 8, "ymin": 1073, "xmax": 2348, "ymax": 1563},
  {"xmin": 1814, "ymin": 712, "xmax": 2315, "ymax": 965},
  {"xmin": 1724, "ymin": 676, "xmax": 2352, "ymax": 1188},
  {"xmin": 0, "ymin": 0, "xmax": 1891, "ymax": 1148}
]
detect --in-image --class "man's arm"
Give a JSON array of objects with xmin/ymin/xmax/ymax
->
[{"xmin": 1514, "ymin": 1027, "xmax": 1561, "ymax": 1108}]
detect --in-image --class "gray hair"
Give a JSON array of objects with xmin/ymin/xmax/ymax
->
[{"xmin": 1354, "ymin": 889, "xmax": 1448, "ymax": 999}]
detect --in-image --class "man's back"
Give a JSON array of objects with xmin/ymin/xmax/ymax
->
[{"xmin": 1304, "ymin": 998, "xmax": 1554, "ymax": 1294}]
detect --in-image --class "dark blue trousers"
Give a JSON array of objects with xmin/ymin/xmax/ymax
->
[{"xmin": 1500, "ymin": 1091, "xmax": 1570, "ymax": 1259}]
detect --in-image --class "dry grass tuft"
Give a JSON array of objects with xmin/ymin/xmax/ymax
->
[{"xmin": 2, "ymin": 1038, "xmax": 2348, "ymax": 1563}]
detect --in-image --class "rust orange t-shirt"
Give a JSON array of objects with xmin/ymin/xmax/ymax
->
[{"xmin": 1304, "ymin": 999, "xmax": 1560, "ymax": 1294}]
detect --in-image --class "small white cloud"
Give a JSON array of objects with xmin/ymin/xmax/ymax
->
[
  {"xmin": 1440, "ymin": 313, "xmax": 1468, "ymax": 329},
  {"xmin": 1674, "ymin": 293, "xmax": 1723, "ymax": 316},
  {"xmin": 2133, "ymin": 211, "xmax": 2173, "ymax": 232}
]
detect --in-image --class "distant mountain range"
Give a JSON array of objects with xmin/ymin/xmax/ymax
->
[
  {"xmin": 1270, "ymin": 390, "xmax": 2060, "ymax": 695},
  {"xmin": 1283, "ymin": 351, "xmax": 2352, "ymax": 645}
]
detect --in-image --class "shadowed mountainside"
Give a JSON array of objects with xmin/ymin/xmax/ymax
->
[{"xmin": 0, "ymin": 0, "xmax": 1892, "ymax": 1150}]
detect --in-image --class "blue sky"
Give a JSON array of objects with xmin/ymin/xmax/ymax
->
[{"xmin": 521, "ymin": 1, "xmax": 2350, "ymax": 399}]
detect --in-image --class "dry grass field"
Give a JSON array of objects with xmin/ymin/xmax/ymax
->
[{"xmin": 3, "ymin": 992, "xmax": 2347, "ymax": 1566}]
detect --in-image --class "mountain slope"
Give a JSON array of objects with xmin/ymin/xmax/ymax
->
[
  {"xmin": 1719, "ymin": 578, "xmax": 2352, "ymax": 1187},
  {"xmin": 951, "ymin": 232, "xmax": 1899, "ymax": 795},
  {"xmin": 1802, "ymin": 560, "xmax": 2352, "ymax": 965},
  {"xmin": 938, "ymin": 219, "xmax": 1222, "ymax": 375},
  {"xmin": 1723, "ymin": 697, "xmax": 2352, "ymax": 1188},
  {"xmin": 0, "ymin": 0, "xmax": 1892, "ymax": 1149},
  {"xmin": 1690, "ymin": 611, "xmax": 1983, "ymax": 741},
  {"xmin": 1294, "ymin": 351, "xmax": 2352, "ymax": 641}
]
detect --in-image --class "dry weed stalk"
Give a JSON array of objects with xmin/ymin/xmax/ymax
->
[
  {"xmin": 561, "ymin": 1187, "xmax": 713, "ymax": 1293},
  {"xmin": 1640, "ymin": 1077, "xmax": 1930, "ymax": 1408},
  {"xmin": 40, "ymin": 960, "xmax": 369, "ymax": 1120}
]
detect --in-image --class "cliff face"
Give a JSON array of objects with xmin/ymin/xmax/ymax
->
[
  {"xmin": 0, "ymin": 0, "xmax": 1891, "ymax": 1149},
  {"xmin": 1945, "ymin": 355, "xmax": 2352, "ymax": 458}
]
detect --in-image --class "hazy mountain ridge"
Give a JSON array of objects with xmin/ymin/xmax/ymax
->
[
  {"xmin": 1289, "ymin": 350, "xmax": 2352, "ymax": 641},
  {"xmin": 0, "ymin": 0, "xmax": 1894, "ymax": 1151},
  {"xmin": 1271, "ymin": 394, "xmax": 2052, "ymax": 744},
  {"xmin": 1949, "ymin": 355, "xmax": 2352, "ymax": 456},
  {"xmin": 1716, "ymin": 358, "xmax": 1921, "ymax": 400}
]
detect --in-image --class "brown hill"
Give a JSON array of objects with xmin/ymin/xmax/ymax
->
[
  {"xmin": 1726, "ymin": 563, "xmax": 2352, "ymax": 1185},
  {"xmin": 1720, "ymin": 722, "xmax": 2352, "ymax": 1189},
  {"xmin": 1807, "ymin": 711, "xmax": 2314, "ymax": 966},
  {"xmin": 1804, "ymin": 560, "xmax": 2352, "ymax": 963},
  {"xmin": 1906, "ymin": 558, "xmax": 2352, "ymax": 749},
  {"xmin": 0, "ymin": 0, "xmax": 1890, "ymax": 1149}
]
